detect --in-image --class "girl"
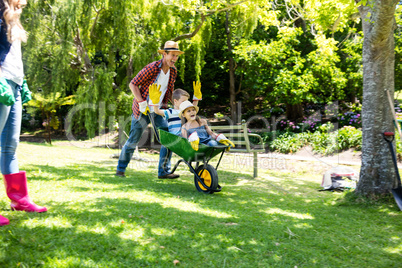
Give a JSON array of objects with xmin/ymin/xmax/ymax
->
[
  {"xmin": 179, "ymin": 100, "xmax": 234, "ymax": 150},
  {"xmin": 0, "ymin": 0, "xmax": 47, "ymax": 226}
]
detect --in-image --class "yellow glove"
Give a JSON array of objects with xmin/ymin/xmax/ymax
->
[
  {"xmin": 193, "ymin": 81, "xmax": 202, "ymax": 100},
  {"xmin": 216, "ymin": 134, "xmax": 235, "ymax": 151},
  {"xmin": 149, "ymin": 83, "xmax": 162, "ymax": 106},
  {"xmin": 188, "ymin": 132, "xmax": 200, "ymax": 151}
]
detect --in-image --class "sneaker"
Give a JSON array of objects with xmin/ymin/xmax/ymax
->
[
  {"xmin": 115, "ymin": 170, "xmax": 126, "ymax": 177},
  {"xmin": 158, "ymin": 173, "xmax": 180, "ymax": 179}
]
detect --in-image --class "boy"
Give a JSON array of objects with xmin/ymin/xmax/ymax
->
[{"xmin": 149, "ymin": 81, "xmax": 202, "ymax": 136}]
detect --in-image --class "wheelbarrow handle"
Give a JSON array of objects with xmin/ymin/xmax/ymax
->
[
  {"xmin": 383, "ymin": 131, "xmax": 402, "ymax": 188},
  {"xmin": 383, "ymin": 132, "xmax": 395, "ymax": 143}
]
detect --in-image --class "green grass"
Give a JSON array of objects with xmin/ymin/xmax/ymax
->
[{"xmin": 0, "ymin": 142, "xmax": 401, "ymax": 267}]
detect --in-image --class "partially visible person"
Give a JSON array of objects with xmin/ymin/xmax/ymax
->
[
  {"xmin": 0, "ymin": 0, "xmax": 47, "ymax": 226},
  {"xmin": 115, "ymin": 41, "xmax": 184, "ymax": 179},
  {"xmin": 179, "ymin": 101, "xmax": 235, "ymax": 151},
  {"xmin": 149, "ymin": 81, "xmax": 202, "ymax": 136}
]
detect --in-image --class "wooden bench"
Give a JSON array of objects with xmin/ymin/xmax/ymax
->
[{"xmin": 209, "ymin": 121, "xmax": 265, "ymax": 178}]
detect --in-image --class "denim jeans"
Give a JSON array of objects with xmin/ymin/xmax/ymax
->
[
  {"xmin": 0, "ymin": 80, "xmax": 21, "ymax": 175},
  {"xmin": 206, "ymin": 139, "xmax": 219, "ymax": 147},
  {"xmin": 117, "ymin": 112, "xmax": 172, "ymax": 177}
]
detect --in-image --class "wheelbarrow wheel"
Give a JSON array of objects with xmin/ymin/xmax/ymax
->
[{"xmin": 194, "ymin": 164, "xmax": 218, "ymax": 194}]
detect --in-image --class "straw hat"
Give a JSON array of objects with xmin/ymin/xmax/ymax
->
[
  {"xmin": 179, "ymin": 100, "xmax": 199, "ymax": 118},
  {"xmin": 158, "ymin": 41, "xmax": 184, "ymax": 55}
]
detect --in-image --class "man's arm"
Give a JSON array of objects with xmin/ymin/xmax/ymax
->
[{"xmin": 129, "ymin": 83, "xmax": 144, "ymax": 102}]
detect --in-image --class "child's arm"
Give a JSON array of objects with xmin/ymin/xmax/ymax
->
[
  {"xmin": 153, "ymin": 106, "xmax": 165, "ymax": 117},
  {"xmin": 201, "ymin": 119, "xmax": 235, "ymax": 149},
  {"xmin": 201, "ymin": 119, "xmax": 218, "ymax": 139},
  {"xmin": 181, "ymin": 126, "xmax": 189, "ymax": 138},
  {"xmin": 182, "ymin": 125, "xmax": 199, "ymax": 151}
]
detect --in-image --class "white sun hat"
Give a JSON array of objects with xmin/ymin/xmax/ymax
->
[{"xmin": 179, "ymin": 100, "xmax": 199, "ymax": 118}]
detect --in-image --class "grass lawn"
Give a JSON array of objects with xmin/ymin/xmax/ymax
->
[{"xmin": 0, "ymin": 141, "xmax": 401, "ymax": 267}]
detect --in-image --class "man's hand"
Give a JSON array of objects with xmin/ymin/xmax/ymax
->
[
  {"xmin": 193, "ymin": 81, "xmax": 202, "ymax": 100},
  {"xmin": 149, "ymin": 83, "xmax": 162, "ymax": 106},
  {"xmin": 138, "ymin": 100, "xmax": 150, "ymax": 115},
  {"xmin": 216, "ymin": 134, "xmax": 235, "ymax": 151},
  {"xmin": 188, "ymin": 132, "xmax": 200, "ymax": 151}
]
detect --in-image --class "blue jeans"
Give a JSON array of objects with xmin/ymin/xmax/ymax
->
[
  {"xmin": 0, "ymin": 80, "xmax": 21, "ymax": 175},
  {"xmin": 117, "ymin": 113, "xmax": 172, "ymax": 176},
  {"xmin": 205, "ymin": 140, "xmax": 219, "ymax": 147}
]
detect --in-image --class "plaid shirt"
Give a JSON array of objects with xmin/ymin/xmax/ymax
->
[{"xmin": 131, "ymin": 59, "xmax": 177, "ymax": 119}]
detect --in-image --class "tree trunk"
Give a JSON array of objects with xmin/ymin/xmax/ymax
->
[
  {"xmin": 356, "ymin": 0, "xmax": 399, "ymax": 196},
  {"xmin": 225, "ymin": 11, "xmax": 237, "ymax": 123},
  {"xmin": 127, "ymin": 56, "xmax": 133, "ymax": 88}
]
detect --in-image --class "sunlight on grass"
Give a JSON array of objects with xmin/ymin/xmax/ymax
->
[
  {"xmin": 293, "ymin": 223, "xmax": 314, "ymax": 229},
  {"xmin": 24, "ymin": 216, "xmax": 73, "ymax": 228},
  {"xmin": 264, "ymin": 208, "xmax": 315, "ymax": 220},
  {"xmin": 1, "ymin": 142, "xmax": 401, "ymax": 267},
  {"xmin": 118, "ymin": 227, "xmax": 146, "ymax": 240},
  {"xmin": 127, "ymin": 192, "xmax": 233, "ymax": 218},
  {"xmin": 384, "ymin": 244, "xmax": 402, "ymax": 254}
]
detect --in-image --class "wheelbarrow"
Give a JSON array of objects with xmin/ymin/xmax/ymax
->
[{"xmin": 148, "ymin": 114, "xmax": 227, "ymax": 193}]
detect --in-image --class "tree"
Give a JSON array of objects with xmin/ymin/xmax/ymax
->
[
  {"xmin": 28, "ymin": 93, "xmax": 75, "ymax": 144},
  {"xmin": 356, "ymin": 0, "xmax": 400, "ymax": 196}
]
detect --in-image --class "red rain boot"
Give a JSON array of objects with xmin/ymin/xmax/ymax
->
[
  {"xmin": 3, "ymin": 171, "xmax": 47, "ymax": 212},
  {"xmin": 0, "ymin": 214, "xmax": 9, "ymax": 226}
]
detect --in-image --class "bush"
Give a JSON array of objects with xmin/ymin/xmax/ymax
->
[
  {"xmin": 338, "ymin": 103, "xmax": 362, "ymax": 128},
  {"xmin": 337, "ymin": 126, "xmax": 362, "ymax": 150},
  {"xmin": 270, "ymin": 123, "xmax": 362, "ymax": 155},
  {"xmin": 270, "ymin": 132, "xmax": 309, "ymax": 154}
]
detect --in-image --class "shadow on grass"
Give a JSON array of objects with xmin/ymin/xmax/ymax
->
[{"xmin": 1, "ymin": 159, "xmax": 401, "ymax": 267}]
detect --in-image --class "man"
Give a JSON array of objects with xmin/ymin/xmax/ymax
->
[{"xmin": 116, "ymin": 41, "xmax": 184, "ymax": 178}]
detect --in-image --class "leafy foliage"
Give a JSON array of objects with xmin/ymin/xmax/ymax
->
[
  {"xmin": 17, "ymin": 1, "xmax": 402, "ymax": 139},
  {"xmin": 270, "ymin": 123, "xmax": 362, "ymax": 155},
  {"xmin": 28, "ymin": 92, "xmax": 75, "ymax": 143}
]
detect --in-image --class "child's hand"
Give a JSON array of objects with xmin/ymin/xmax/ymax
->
[
  {"xmin": 216, "ymin": 134, "xmax": 235, "ymax": 151},
  {"xmin": 188, "ymin": 132, "xmax": 200, "ymax": 151},
  {"xmin": 193, "ymin": 81, "xmax": 202, "ymax": 100},
  {"xmin": 149, "ymin": 83, "xmax": 162, "ymax": 106}
]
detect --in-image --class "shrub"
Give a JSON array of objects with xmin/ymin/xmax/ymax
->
[
  {"xmin": 337, "ymin": 126, "xmax": 362, "ymax": 150},
  {"xmin": 338, "ymin": 104, "xmax": 362, "ymax": 128},
  {"xmin": 269, "ymin": 132, "xmax": 310, "ymax": 154},
  {"xmin": 270, "ymin": 124, "xmax": 362, "ymax": 155}
]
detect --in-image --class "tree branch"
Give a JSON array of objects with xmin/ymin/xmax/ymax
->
[
  {"xmin": 90, "ymin": 4, "xmax": 105, "ymax": 38},
  {"xmin": 171, "ymin": 0, "xmax": 250, "ymax": 41},
  {"xmin": 195, "ymin": 0, "xmax": 249, "ymax": 14},
  {"xmin": 74, "ymin": 28, "xmax": 93, "ymax": 79},
  {"xmin": 173, "ymin": 15, "xmax": 206, "ymax": 42}
]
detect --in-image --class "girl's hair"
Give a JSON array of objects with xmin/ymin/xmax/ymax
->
[
  {"xmin": 1, "ymin": 0, "xmax": 27, "ymax": 42},
  {"xmin": 181, "ymin": 115, "xmax": 202, "ymax": 137}
]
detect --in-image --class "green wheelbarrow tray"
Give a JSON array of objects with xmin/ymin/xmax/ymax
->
[
  {"xmin": 158, "ymin": 129, "xmax": 227, "ymax": 193},
  {"xmin": 159, "ymin": 129, "xmax": 227, "ymax": 162}
]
